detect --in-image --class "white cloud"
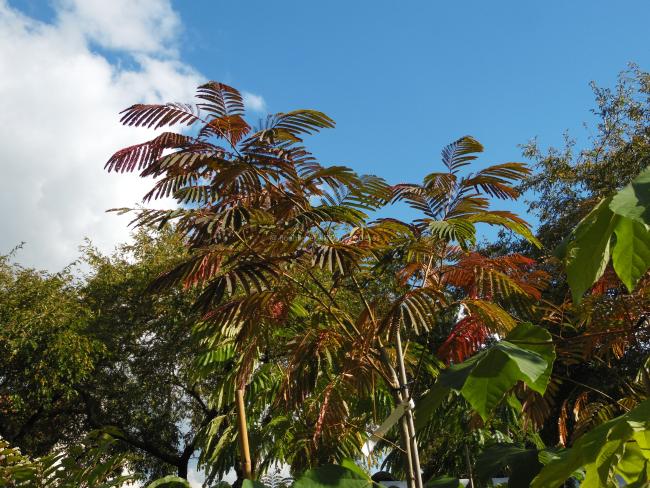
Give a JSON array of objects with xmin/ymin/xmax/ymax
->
[
  {"xmin": 0, "ymin": 0, "xmax": 262, "ymax": 271},
  {"xmin": 55, "ymin": 0, "xmax": 181, "ymax": 54},
  {"xmin": 243, "ymin": 90, "xmax": 267, "ymax": 113},
  {"xmin": 0, "ymin": 0, "xmax": 202, "ymax": 271}
]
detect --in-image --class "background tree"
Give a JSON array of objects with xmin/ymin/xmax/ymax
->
[{"xmin": 1, "ymin": 230, "xmax": 227, "ymax": 482}]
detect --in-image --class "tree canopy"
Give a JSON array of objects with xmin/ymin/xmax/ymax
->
[{"xmin": 1, "ymin": 69, "xmax": 650, "ymax": 488}]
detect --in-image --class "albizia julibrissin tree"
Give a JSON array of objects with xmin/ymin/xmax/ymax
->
[{"xmin": 105, "ymin": 82, "xmax": 546, "ymax": 485}]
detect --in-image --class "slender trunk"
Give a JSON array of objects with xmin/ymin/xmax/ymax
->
[
  {"xmin": 464, "ymin": 444, "xmax": 475, "ymax": 488},
  {"xmin": 235, "ymin": 388, "xmax": 253, "ymax": 480},
  {"xmin": 399, "ymin": 415, "xmax": 415, "ymax": 488},
  {"xmin": 395, "ymin": 329, "xmax": 423, "ymax": 488},
  {"xmin": 379, "ymin": 346, "xmax": 415, "ymax": 488}
]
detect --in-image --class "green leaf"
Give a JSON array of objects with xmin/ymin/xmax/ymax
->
[
  {"xmin": 424, "ymin": 475, "xmax": 462, "ymax": 487},
  {"xmin": 531, "ymin": 399, "xmax": 650, "ymax": 488},
  {"xmin": 146, "ymin": 475, "xmax": 191, "ymax": 488},
  {"xmin": 339, "ymin": 459, "xmax": 370, "ymax": 479},
  {"xmin": 612, "ymin": 217, "xmax": 650, "ymax": 292},
  {"xmin": 609, "ymin": 165, "xmax": 650, "ymax": 225},
  {"xmin": 558, "ymin": 197, "xmax": 619, "ymax": 303},
  {"xmin": 504, "ymin": 322, "xmax": 555, "ymax": 393},
  {"xmin": 416, "ymin": 323, "xmax": 554, "ymax": 423},
  {"xmin": 293, "ymin": 465, "xmax": 373, "ymax": 488},
  {"xmin": 475, "ymin": 444, "xmax": 543, "ymax": 488},
  {"xmin": 243, "ymin": 480, "xmax": 270, "ymax": 488}
]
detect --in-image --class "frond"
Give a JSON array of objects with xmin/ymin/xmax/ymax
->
[
  {"xmin": 466, "ymin": 211, "xmax": 541, "ymax": 247},
  {"xmin": 381, "ymin": 287, "xmax": 446, "ymax": 335},
  {"xmin": 194, "ymin": 260, "xmax": 282, "ymax": 311},
  {"xmin": 440, "ymin": 136, "xmax": 484, "ymax": 173},
  {"xmin": 460, "ymin": 162, "xmax": 530, "ymax": 200},
  {"xmin": 198, "ymin": 114, "xmax": 251, "ymax": 145},
  {"xmin": 461, "ymin": 299, "xmax": 517, "ymax": 336},
  {"xmin": 104, "ymin": 132, "xmax": 191, "ymax": 173},
  {"xmin": 119, "ymin": 102, "xmax": 200, "ymax": 129},
  {"xmin": 311, "ymin": 243, "xmax": 364, "ymax": 274},
  {"xmin": 196, "ymin": 81, "xmax": 244, "ymax": 118},
  {"xmin": 427, "ymin": 218, "xmax": 477, "ymax": 249},
  {"xmin": 437, "ymin": 314, "xmax": 490, "ymax": 364}
]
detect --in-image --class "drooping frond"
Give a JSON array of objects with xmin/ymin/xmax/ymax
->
[
  {"xmin": 459, "ymin": 162, "xmax": 531, "ymax": 199},
  {"xmin": 104, "ymin": 132, "xmax": 192, "ymax": 173}
]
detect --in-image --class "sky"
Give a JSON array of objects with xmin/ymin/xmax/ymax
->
[{"xmin": 2, "ymin": 0, "xmax": 650, "ymax": 271}]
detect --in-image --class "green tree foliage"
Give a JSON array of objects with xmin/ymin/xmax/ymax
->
[
  {"xmin": 1, "ymin": 230, "xmax": 225, "ymax": 481},
  {"xmin": 521, "ymin": 64, "xmax": 650, "ymax": 249},
  {"xmin": 0, "ymin": 432, "xmax": 139, "ymax": 487},
  {"xmin": 0, "ymin": 252, "xmax": 101, "ymax": 454}
]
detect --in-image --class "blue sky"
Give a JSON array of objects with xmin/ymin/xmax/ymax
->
[
  {"xmin": 186, "ymin": 1, "xmax": 650, "ymax": 230},
  {"xmin": 3, "ymin": 0, "xmax": 650, "ymax": 270},
  {"xmin": 174, "ymin": 1, "xmax": 650, "ymax": 185}
]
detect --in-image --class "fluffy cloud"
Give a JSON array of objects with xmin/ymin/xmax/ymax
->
[
  {"xmin": 242, "ymin": 90, "xmax": 267, "ymax": 113},
  {"xmin": 0, "ymin": 0, "xmax": 258, "ymax": 271}
]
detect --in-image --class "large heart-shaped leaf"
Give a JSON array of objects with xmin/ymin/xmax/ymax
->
[
  {"xmin": 146, "ymin": 475, "xmax": 191, "ymax": 488},
  {"xmin": 416, "ymin": 323, "xmax": 554, "ymax": 423}
]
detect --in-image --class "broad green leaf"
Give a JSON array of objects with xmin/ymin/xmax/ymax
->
[
  {"xmin": 609, "ymin": 165, "xmax": 650, "ymax": 225},
  {"xmin": 415, "ymin": 382, "xmax": 453, "ymax": 430},
  {"xmin": 612, "ymin": 217, "xmax": 650, "ymax": 292},
  {"xmin": 339, "ymin": 459, "xmax": 370, "ymax": 479},
  {"xmin": 531, "ymin": 399, "xmax": 650, "ymax": 488},
  {"xmin": 146, "ymin": 475, "xmax": 191, "ymax": 488},
  {"xmin": 416, "ymin": 323, "xmax": 554, "ymax": 423},
  {"xmin": 475, "ymin": 443, "xmax": 543, "ymax": 488},
  {"xmin": 425, "ymin": 476, "xmax": 462, "ymax": 487},
  {"xmin": 558, "ymin": 197, "xmax": 619, "ymax": 303},
  {"xmin": 505, "ymin": 322, "xmax": 555, "ymax": 392},
  {"xmin": 460, "ymin": 348, "xmax": 527, "ymax": 419},
  {"xmin": 293, "ymin": 465, "xmax": 373, "ymax": 488},
  {"xmin": 615, "ymin": 441, "xmax": 650, "ymax": 484}
]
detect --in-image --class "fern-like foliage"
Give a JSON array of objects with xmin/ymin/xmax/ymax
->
[{"xmin": 106, "ymin": 83, "xmax": 542, "ymax": 476}]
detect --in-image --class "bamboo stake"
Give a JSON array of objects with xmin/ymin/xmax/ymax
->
[
  {"xmin": 379, "ymin": 346, "xmax": 416, "ymax": 488},
  {"xmin": 464, "ymin": 444, "xmax": 475, "ymax": 488},
  {"xmin": 235, "ymin": 388, "xmax": 253, "ymax": 480},
  {"xmin": 395, "ymin": 329, "xmax": 423, "ymax": 488}
]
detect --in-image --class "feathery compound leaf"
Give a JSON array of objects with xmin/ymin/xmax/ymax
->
[
  {"xmin": 195, "ymin": 81, "xmax": 244, "ymax": 117},
  {"xmin": 441, "ymin": 136, "xmax": 484, "ymax": 173},
  {"xmin": 120, "ymin": 103, "xmax": 200, "ymax": 129},
  {"xmin": 105, "ymin": 132, "xmax": 191, "ymax": 173},
  {"xmin": 273, "ymin": 110, "xmax": 335, "ymax": 134},
  {"xmin": 460, "ymin": 162, "xmax": 530, "ymax": 199}
]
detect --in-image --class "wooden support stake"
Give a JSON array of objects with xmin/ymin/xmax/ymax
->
[
  {"xmin": 395, "ymin": 329, "xmax": 423, "ymax": 488},
  {"xmin": 235, "ymin": 388, "xmax": 253, "ymax": 480}
]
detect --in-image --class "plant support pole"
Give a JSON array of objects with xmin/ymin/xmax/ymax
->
[
  {"xmin": 235, "ymin": 388, "xmax": 253, "ymax": 480},
  {"xmin": 395, "ymin": 329, "xmax": 423, "ymax": 488},
  {"xmin": 380, "ymin": 346, "xmax": 416, "ymax": 488}
]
